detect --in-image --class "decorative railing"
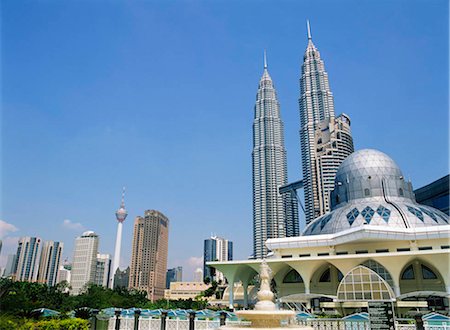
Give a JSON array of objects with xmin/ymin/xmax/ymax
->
[{"xmin": 107, "ymin": 316, "xmax": 450, "ymax": 330}]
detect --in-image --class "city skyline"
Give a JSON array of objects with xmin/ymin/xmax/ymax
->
[{"xmin": 1, "ymin": 1, "xmax": 448, "ymax": 280}]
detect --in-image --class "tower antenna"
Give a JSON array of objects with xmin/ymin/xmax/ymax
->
[
  {"xmin": 307, "ymin": 20, "xmax": 312, "ymax": 40},
  {"xmin": 264, "ymin": 49, "xmax": 268, "ymax": 69}
]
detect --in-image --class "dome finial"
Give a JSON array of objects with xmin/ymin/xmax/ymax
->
[
  {"xmin": 307, "ymin": 20, "xmax": 312, "ymax": 40},
  {"xmin": 263, "ymin": 49, "xmax": 268, "ymax": 69}
]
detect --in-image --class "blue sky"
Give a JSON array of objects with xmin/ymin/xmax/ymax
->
[{"xmin": 1, "ymin": 0, "xmax": 448, "ymax": 280}]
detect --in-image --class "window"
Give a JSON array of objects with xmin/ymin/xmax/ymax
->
[
  {"xmin": 283, "ymin": 269, "xmax": 303, "ymax": 283},
  {"xmin": 401, "ymin": 265, "xmax": 415, "ymax": 280},
  {"xmin": 299, "ymin": 254, "xmax": 310, "ymax": 257},
  {"xmin": 421, "ymin": 265, "xmax": 437, "ymax": 279},
  {"xmin": 364, "ymin": 188, "xmax": 370, "ymax": 197},
  {"xmin": 361, "ymin": 206, "xmax": 375, "ymax": 223},
  {"xmin": 318, "ymin": 252, "xmax": 329, "ymax": 256},
  {"xmin": 346, "ymin": 208, "xmax": 360, "ymax": 226},
  {"xmin": 376, "ymin": 205, "xmax": 391, "ymax": 222},
  {"xmin": 355, "ymin": 250, "xmax": 368, "ymax": 254},
  {"xmin": 336, "ymin": 251, "xmax": 348, "ymax": 255},
  {"xmin": 337, "ymin": 266, "xmax": 394, "ymax": 301},
  {"xmin": 319, "ymin": 268, "xmax": 331, "ymax": 282},
  {"xmin": 407, "ymin": 206, "xmax": 424, "ymax": 222},
  {"xmin": 397, "ymin": 248, "xmax": 410, "ymax": 252},
  {"xmin": 399, "ymin": 188, "xmax": 404, "ymax": 196},
  {"xmin": 376, "ymin": 249, "xmax": 389, "ymax": 253},
  {"xmin": 418, "ymin": 246, "xmax": 432, "ymax": 251},
  {"xmin": 281, "ymin": 255, "xmax": 292, "ymax": 259},
  {"xmin": 361, "ymin": 260, "xmax": 394, "ymax": 287}
]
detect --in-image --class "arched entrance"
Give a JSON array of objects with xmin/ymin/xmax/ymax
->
[
  {"xmin": 337, "ymin": 265, "xmax": 395, "ymax": 301},
  {"xmin": 399, "ymin": 260, "xmax": 446, "ymax": 294},
  {"xmin": 310, "ymin": 263, "xmax": 343, "ymax": 296}
]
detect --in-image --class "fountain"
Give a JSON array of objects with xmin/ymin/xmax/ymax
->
[{"xmin": 223, "ymin": 260, "xmax": 312, "ymax": 329}]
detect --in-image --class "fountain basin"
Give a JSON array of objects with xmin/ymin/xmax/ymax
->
[{"xmin": 235, "ymin": 310, "xmax": 296, "ymax": 328}]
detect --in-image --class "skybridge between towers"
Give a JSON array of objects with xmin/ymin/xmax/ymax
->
[{"xmin": 279, "ymin": 180, "xmax": 306, "ymax": 232}]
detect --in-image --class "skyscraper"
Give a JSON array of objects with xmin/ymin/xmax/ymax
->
[
  {"xmin": 129, "ymin": 210, "xmax": 169, "ymax": 301},
  {"xmin": 166, "ymin": 266, "xmax": 182, "ymax": 289},
  {"xmin": 252, "ymin": 52, "xmax": 295, "ymax": 259},
  {"xmin": 112, "ymin": 188, "xmax": 128, "ymax": 288},
  {"xmin": 13, "ymin": 237, "xmax": 42, "ymax": 282},
  {"xmin": 37, "ymin": 241, "xmax": 63, "ymax": 287},
  {"xmin": 3, "ymin": 254, "xmax": 16, "ymax": 277},
  {"xmin": 71, "ymin": 231, "xmax": 99, "ymax": 294},
  {"xmin": 203, "ymin": 235, "xmax": 233, "ymax": 283},
  {"xmin": 95, "ymin": 253, "xmax": 111, "ymax": 288},
  {"xmin": 299, "ymin": 22, "xmax": 354, "ymax": 224}
]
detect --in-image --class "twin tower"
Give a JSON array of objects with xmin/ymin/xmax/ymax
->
[{"xmin": 252, "ymin": 22, "xmax": 354, "ymax": 259}]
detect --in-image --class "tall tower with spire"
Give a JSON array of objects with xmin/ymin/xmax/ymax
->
[
  {"xmin": 111, "ymin": 187, "xmax": 127, "ymax": 287},
  {"xmin": 252, "ymin": 52, "xmax": 295, "ymax": 259},
  {"xmin": 299, "ymin": 21, "xmax": 354, "ymax": 224}
]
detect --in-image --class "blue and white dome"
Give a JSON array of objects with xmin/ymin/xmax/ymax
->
[{"xmin": 303, "ymin": 149, "xmax": 449, "ymax": 236}]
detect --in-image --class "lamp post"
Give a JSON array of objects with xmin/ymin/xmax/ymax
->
[
  {"xmin": 134, "ymin": 309, "xmax": 141, "ymax": 330},
  {"xmin": 114, "ymin": 309, "xmax": 121, "ymax": 330},
  {"xmin": 91, "ymin": 309, "xmax": 99, "ymax": 330}
]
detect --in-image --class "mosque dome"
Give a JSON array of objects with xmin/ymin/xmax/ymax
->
[
  {"xmin": 303, "ymin": 149, "xmax": 449, "ymax": 236},
  {"xmin": 335, "ymin": 149, "xmax": 403, "ymax": 184}
]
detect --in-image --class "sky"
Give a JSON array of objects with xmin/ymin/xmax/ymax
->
[{"xmin": 1, "ymin": 0, "xmax": 448, "ymax": 280}]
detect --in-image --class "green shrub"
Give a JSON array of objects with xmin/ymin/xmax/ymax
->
[{"xmin": 0, "ymin": 316, "xmax": 89, "ymax": 330}]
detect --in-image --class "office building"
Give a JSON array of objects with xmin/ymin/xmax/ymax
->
[
  {"xmin": 114, "ymin": 266, "xmax": 130, "ymax": 289},
  {"xmin": 70, "ymin": 231, "xmax": 99, "ymax": 294},
  {"xmin": 164, "ymin": 281, "xmax": 211, "ymax": 300},
  {"xmin": 252, "ymin": 52, "xmax": 297, "ymax": 259},
  {"xmin": 95, "ymin": 253, "xmax": 111, "ymax": 288},
  {"xmin": 414, "ymin": 174, "xmax": 449, "ymax": 215},
  {"xmin": 13, "ymin": 237, "xmax": 42, "ymax": 282},
  {"xmin": 3, "ymin": 254, "xmax": 16, "ymax": 277},
  {"xmin": 299, "ymin": 22, "xmax": 354, "ymax": 224},
  {"xmin": 211, "ymin": 149, "xmax": 450, "ymax": 313},
  {"xmin": 129, "ymin": 210, "xmax": 169, "ymax": 301},
  {"xmin": 166, "ymin": 266, "xmax": 182, "ymax": 289},
  {"xmin": 37, "ymin": 241, "xmax": 63, "ymax": 287},
  {"xmin": 56, "ymin": 260, "xmax": 71, "ymax": 285},
  {"xmin": 204, "ymin": 235, "xmax": 232, "ymax": 283},
  {"xmin": 194, "ymin": 268, "xmax": 203, "ymax": 283}
]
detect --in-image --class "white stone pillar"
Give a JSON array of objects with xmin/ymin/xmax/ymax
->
[
  {"xmin": 242, "ymin": 281, "xmax": 249, "ymax": 308},
  {"xmin": 228, "ymin": 276, "xmax": 235, "ymax": 310}
]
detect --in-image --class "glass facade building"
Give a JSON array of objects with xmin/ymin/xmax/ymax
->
[
  {"xmin": 203, "ymin": 236, "xmax": 232, "ymax": 283},
  {"xmin": 414, "ymin": 175, "xmax": 449, "ymax": 215}
]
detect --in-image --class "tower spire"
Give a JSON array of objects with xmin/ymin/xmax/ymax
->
[
  {"xmin": 264, "ymin": 49, "xmax": 268, "ymax": 69},
  {"xmin": 307, "ymin": 20, "xmax": 312, "ymax": 40},
  {"xmin": 120, "ymin": 186, "xmax": 126, "ymax": 208}
]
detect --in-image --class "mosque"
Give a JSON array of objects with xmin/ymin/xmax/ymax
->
[{"xmin": 209, "ymin": 149, "xmax": 450, "ymax": 316}]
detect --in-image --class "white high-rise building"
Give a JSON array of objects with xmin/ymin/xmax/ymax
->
[
  {"xmin": 111, "ymin": 188, "xmax": 127, "ymax": 288},
  {"xmin": 37, "ymin": 241, "xmax": 63, "ymax": 287},
  {"xmin": 95, "ymin": 253, "xmax": 111, "ymax": 288},
  {"xmin": 203, "ymin": 235, "xmax": 233, "ymax": 283},
  {"xmin": 13, "ymin": 237, "xmax": 42, "ymax": 282},
  {"xmin": 193, "ymin": 268, "xmax": 203, "ymax": 282},
  {"xmin": 299, "ymin": 22, "xmax": 354, "ymax": 224},
  {"xmin": 70, "ymin": 231, "xmax": 99, "ymax": 294},
  {"xmin": 56, "ymin": 260, "xmax": 71, "ymax": 286},
  {"xmin": 252, "ymin": 53, "xmax": 296, "ymax": 259}
]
